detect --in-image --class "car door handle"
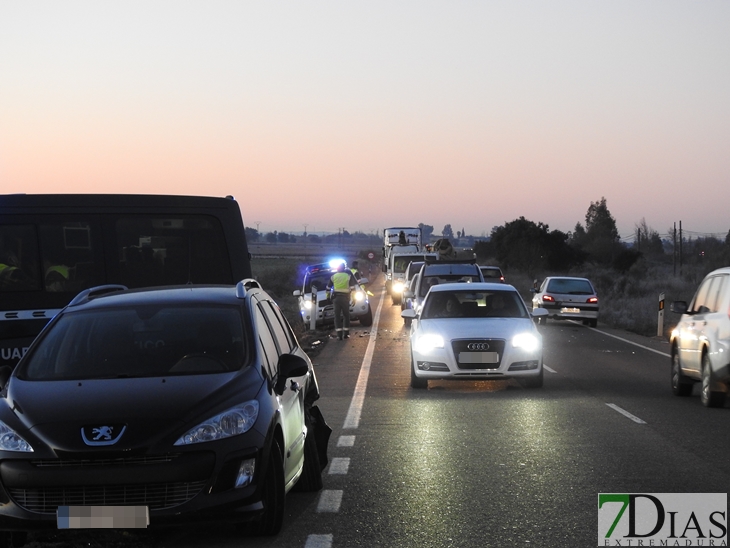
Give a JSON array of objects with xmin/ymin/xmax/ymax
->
[{"xmin": 290, "ymin": 380, "xmax": 301, "ymax": 392}]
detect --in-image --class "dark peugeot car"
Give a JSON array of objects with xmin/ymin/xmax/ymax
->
[{"xmin": 0, "ymin": 281, "xmax": 329, "ymax": 543}]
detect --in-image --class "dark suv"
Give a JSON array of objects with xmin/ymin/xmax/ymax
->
[{"xmin": 0, "ymin": 281, "xmax": 329, "ymax": 542}]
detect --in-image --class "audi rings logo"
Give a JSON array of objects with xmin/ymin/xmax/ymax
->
[{"xmin": 467, "ymin": 342, "xmax": 490, "ymax": 351}]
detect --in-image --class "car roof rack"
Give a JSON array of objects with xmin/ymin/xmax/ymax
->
[
  {"xmin": 68, "ymin": 284, "xmax": 129, "ymax": 307},
  {"xmin": 236, "ymin": 278, "xmax": 262, "ymax": 298}
]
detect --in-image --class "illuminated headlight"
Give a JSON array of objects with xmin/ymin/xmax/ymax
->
[
  {"xmin": 393, "ymin": 282, "xmax": 404, "ymax": 293},
  {"xmin": 174, "ymin": 401, "xmax": 259, "ymax": 445},
  {"xmin": 304, "ymin": 300, "xmax": 313, "ymax": 310},
  {"xmin": 354, "ymin": 291, "xmax": 365, "ymax": 302},
  {"xmin": 512, "ymin": 333, "xmax": 540, "ymax": 352},
  {"xmin": 0, "ymin": 421, "xmax": 33, "ymax": 452},
  {"xmin": 415, "ymin": 334, "xmax": 445, "ymax": 353}
]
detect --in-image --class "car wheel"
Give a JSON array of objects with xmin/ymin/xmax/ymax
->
[
  {"xmin": 589, "ymin": 319, "xmax": 597, "ymax": 328},
  {"xmin": 404, "ymin": 317, "xmax": 412, "ymax": 328},
  {"xmin": 671, "ymin": 351, "xmax": 693, "ymax": 397},
  {"xmin": 700, "ymin": 353, "xmax": 726, "ymax": 408},
  {"xmin": 410, "ymin": 355, "xmax": 427, "ymax": 389},
  {"xmin": 251, "ymin": 439, "xmax": 285, "ymax": 536},
  {"xmin": 359, "ymin": 305, "xmax": 373, "ymax": 327},
  {"xmin": 522, "ymin": 367, "xmax": 544, "ymax": 388},
  {"xmin": 392, "ymin": 294, "xmax": 401, "ymax": 306},
  {"xmin": 293, "ymin": 412, "xmax": 323, "ymax": 492}
]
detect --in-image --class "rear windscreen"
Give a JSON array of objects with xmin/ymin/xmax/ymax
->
[{"xmin": 546, "ymin": 279, "xmax": 594, "ymax": 295}]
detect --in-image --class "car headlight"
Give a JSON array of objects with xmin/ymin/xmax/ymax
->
[
  {"xmin": 415, "ymin": 334, "xmax": 445, "ymax": 353},
  {"xmin": 174, "ymin": 401, "xmax": 259, "ymax": 446},
  {"xmin": 0, "ymin": 421, "xmax": 33, "ymax": 452},
  {"xmin": 354, "ymin": 291, "xmax": 365, "ymax": 302},
  {"xmin": 393, "ymin": 282, "xmax": 404, "ymax": 293},
  {"xmin": 304, "ymin": 300, "xmax": 313, "ymax": 310},
  {"xmin": 512, "ymin": 333, "xmax": 540, "ymax": 352}
]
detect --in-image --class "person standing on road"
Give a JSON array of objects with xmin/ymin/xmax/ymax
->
[
  {"xmin": 350, "ymin": 260, "xmax": 362, "ymax": 281},
  {"xmin": 327, "ymin": 262, "xmax": 358, "ymax": 340}
]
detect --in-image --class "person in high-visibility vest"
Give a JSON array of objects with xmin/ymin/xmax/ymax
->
[
  {"xmin": 350, "ymin": 261, "xmax": 362, "ymax": 281},
  {"xmin": 326, "ymin": 262, "xmax": 358, "ymax": 340},
  {"xmin": 0, "ymin": 263, "xmax": 20, "ymax": 290},
  {"xmin": 45, "ymin": 264, "xmax": 70, "ymax": 292}
]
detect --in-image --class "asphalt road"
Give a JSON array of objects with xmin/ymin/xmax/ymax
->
[{"xmin": 25, "ymin": 279, "xmax": 730, "ymax": 548}]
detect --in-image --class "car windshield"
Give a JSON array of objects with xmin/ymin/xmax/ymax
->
[
  {"xmin": 419, "ymin": 275, "xmax": 481, "ymax": 297},
  {"xmin": 305, "ymin": 271, "xmax": 332, "ymax": 293},
  {"xmin": 546, "ymin": 279, "xmax": 594, "ymax": 295},
  {"xmin": 422, "ymin": 290, "xmax": 527, "ymax": 319},
  {"xmin": 18, "ymin": 305, "xmax": 248, "ymax": 380}
]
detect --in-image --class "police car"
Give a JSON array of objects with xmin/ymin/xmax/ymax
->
[{"xmin": 293, "ymin": 260, "xmax": 372, "ymax": 328}]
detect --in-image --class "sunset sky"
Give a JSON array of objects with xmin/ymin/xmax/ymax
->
[{"xmin": 1, "ymin": 2, "xmax": 729, "ymax": 241}]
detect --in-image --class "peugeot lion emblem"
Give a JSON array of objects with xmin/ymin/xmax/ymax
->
[
  {"xmin": 81, "ymin": 424, "xmax": 127, "ymax": 446},
  {"xmin": 467, "ymin": 342, "xmax": 490, "ymax": 351}
]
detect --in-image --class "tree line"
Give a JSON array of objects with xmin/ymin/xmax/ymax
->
[{"xmin": 470, "ymin": 198, "xmax": 730, "ymax": 275}]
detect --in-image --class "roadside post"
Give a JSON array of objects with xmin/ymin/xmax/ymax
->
[
  {"xmin": 310, "ymin": 289, "xmax": 317, "ymax": 331},
  {"xmin": 657, "ymin": 292, "xmax": 665, "ymax": 337}
]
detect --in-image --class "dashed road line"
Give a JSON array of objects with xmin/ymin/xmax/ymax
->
[
  {"xmin": 317, "ymin": 490, "xmax": 344, "ymax": 513},
  {"xmin": 337, "ymin": 435, "xmax": 355, "ymax": 447},
  {"xmin": 606, "ymin": 403, "xmax": 647, "ymax": 424},
  {"xmin": 328, "ymin": 457, "xmax": 350, "ymax": 475},
  {"xmin": 305, "ymin": 534, "xmax": 333, "ymax": 548}
]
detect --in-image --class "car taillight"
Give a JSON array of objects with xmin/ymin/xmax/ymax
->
[
  {"xmin": 542, "ymin": 295, "xmax": 555, "ymax": 302},
  {"xmin": 587, "ymin": 297, "xmax": 598, "ymax": 304}
]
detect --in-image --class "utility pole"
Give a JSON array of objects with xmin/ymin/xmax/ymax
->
[
  {"xmin": 673, "ymin": 222, "xmax": 677, "ymax": 276},
  {"xmin": 679, "ymin": 221, "xmax": 682, "ymax": 275}
]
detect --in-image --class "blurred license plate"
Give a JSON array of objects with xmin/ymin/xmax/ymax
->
[
  {"xmin": 57, "ymin": 506, "xmax": 149, "ymax": 529},
  {"xmin": 561, "ymin": 307, "xmax": 580, "ymax": 313},
  {"xmin": 459, "ymin": 352, "xmax": 499, "ymax": 364}
]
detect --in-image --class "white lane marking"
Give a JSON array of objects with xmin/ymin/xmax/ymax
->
[
  {"xmin": 543, "ymin": 364, "xmax": 556, "ymax": 373},
  {"xmin": 343, "ymin": 287, "xmax": 386, "ymax": 429},
  {"xmin": 337, "ymin": 435, "xmax": 355, "ymax": 447},
  {"xmin": 328, "ymin": 457, "xmax": 350, "ymax": 475},
  {"xmin": 305, "ymin": 534, "xmax": 333, "ymax": 548},
  {"xmin": 317, "ymin": 490, "xmax": 343, "ymax": 513},
  {"xmin": 606, "ymin": 403, "xmax": 647, "ymax": 424},
  {"xmin": 569, "ymin": 321, "xmax": 670, "ymax": 357}
]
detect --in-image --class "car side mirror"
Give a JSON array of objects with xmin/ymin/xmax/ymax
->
[
  {"xmin": 403, "ymin": 290, "xmax": 414, "ymax": 299},
  {"xmin": 670, "ymin": 301, "xmax": 688, "ymax": 314},
  {"xmin": 529, "ymin": 288, "xmax": 537, "ymax": 293},
  {"xmin": 401, "ymin": 309, "xmax": 416, "ymax": 320},
  {"xmin": 293, "ymin": 290, "xmax": 302, "ymax": 297},
  {"xmin": 531, "ymin": 308, "xmax": 548, "ymax": 318},
  {"xmin": 275, "ymin": 354, "xmax": 309, "ymax": 395}
]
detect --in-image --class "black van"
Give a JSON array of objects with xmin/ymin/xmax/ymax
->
[{"xmin": 0, "ymin": 194, "xmax": 252, "ymax": 367}]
